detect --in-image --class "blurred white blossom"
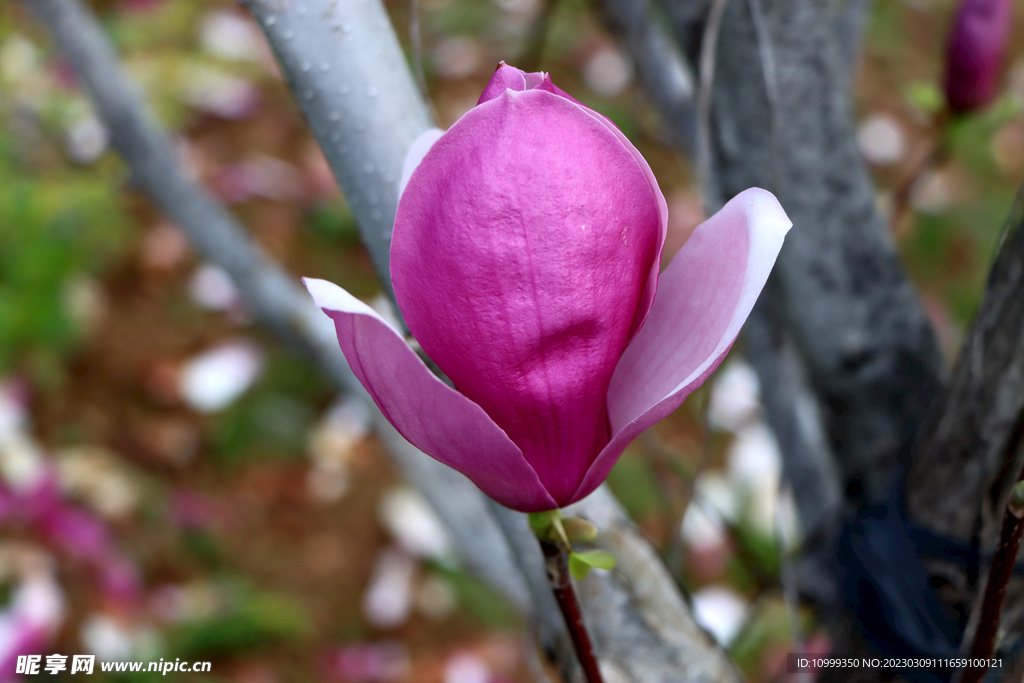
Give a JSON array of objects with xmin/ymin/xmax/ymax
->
[
  {"xmin": 179, "ymin": 340, "xmax": 264, "ymax": 413},
  {"xmin": 857, "ymin": 113, "xmax": 905, "ymax": 166},
  {"xmin": 583, "ymin": 47, "xmax": 632, "ymax": 98},
  {"xmin": 444, "ymin": 653, "xmax": 491, "ymax": 683},
  {"xmin": 188, "ymin": 264, "xmax": 241, "ymax": 312},
  {"xmin": 200, "ymin": 11, "xmax": 264, "ymax": 62},
  {"xmin": 182, "ymin": 67, "xmax": 259, "ymax": 119},
  {"xmin": 362, "ymin": 548, "xmax": 416, "ymax": 629},
  {"xmin": 691, "ymin": 585, "xmax": 748, "ymax": 645},
  {"xmin": 64, "ymin": 117, "xmax": 109, "ymax": 164},
  {"xmin": 378, "ymin": 487, "xmax": 453, "ymax": 562},
  {"xmin": 708, "ymin": 361, "xmax": 761, "ymax": 432},
  {"xmin": 55, "ymin": 447, "xmax": 138, "ymax": 519}
]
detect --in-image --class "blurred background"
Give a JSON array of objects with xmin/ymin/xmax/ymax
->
[{"xmin": 0, "ymin": 0, "xmax": 1022, "ymax": 681}]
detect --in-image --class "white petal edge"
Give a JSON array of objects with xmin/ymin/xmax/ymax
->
[
  {"xmin": 645, "ymin": 188, "xmax": 791, "ymax": 412},
  {"xmin": 397, "ymin": 128, "xmax": 445, "ymax": 202}
]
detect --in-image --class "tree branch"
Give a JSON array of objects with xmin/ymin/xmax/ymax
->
[
  {"xmin": 742, "ymin": 292, "xmax": 842, "ymax": 567},
  {"xmin": 593, "ymin": 0, "xmax": 1024, "ymax": 664},
  {"xmin": 594, "ymin": 0, "xmax": 697, "ymax": 152},
  {"xmin": 565, "ymin": 488, "xmax": 740, "ymax": 683},
  {"xmin": 701, "ymin": 0, "xmax": 945, "ymax": 509},
  {"xmin": 909, "ymin": 191, "xmax": 1024, "ymax": 640}
]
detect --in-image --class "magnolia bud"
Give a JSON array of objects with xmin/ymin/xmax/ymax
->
[{"xmin": 944, "ymin": 0, "xmax": 1013, "ymax": 113}]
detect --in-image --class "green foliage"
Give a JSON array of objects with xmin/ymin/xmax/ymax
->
[
  {"xmin": 182, "ymin": 531, "xmax": 223, "ymax": 567},
  {"xmin": 211, "ymin": 350, "xmax": 327, "ymax": 463},
  {"xmin": 561, "ymin": 517, "xmax": 598, "ymax": 543},
  {"xmin": 307, "ymin": 200, "xmax": 360, "ymax": 245},
  {"xmin": 429, "ymin": 0, "xmax": 493, "ymax": 36},
  {"xmin": 527, "ymin": 510, "xmax": 557, "ymax": 538},
  {"xmin": 0, "ymin": 139, "xmax": 126, "ymax": 377},
  {"xmin": 106, "ymin": 2, "xmax": 201, "ymax": 53},
  {"xmin": 904, "ymin": 81, "xmax": 944, "ymax": 116},
  {"xmin": 431, "ymin": 565, "xmax": 518, "ymax": 628},
  {"xmin": 605, "ymin": 446, "xmax": 662, "ymax": 520},
  {"xmin": 727, "ymin": 598, "xmax": 792, "ymax": 672},
  {"xmin": 568, "ymin": 550, "xmax": 616, "ymax": 580},
  {"xmin": 0, "ymin": 576, "xmax": 13, "ymax": 608},
  {"xmin": 168, "ymin": 583, "xmax": 309, "ymax": 658}
]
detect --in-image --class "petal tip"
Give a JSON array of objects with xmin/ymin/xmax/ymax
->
[
  {"xmin": 735, "ymin": 187, "xmax": 793, "ymax": 236},
  {"xmin": 303, "ymin": 277, "xmax": 372, "ymax": 317}
]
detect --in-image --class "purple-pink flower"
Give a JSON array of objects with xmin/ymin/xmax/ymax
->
[
  {"xmin": 944, "ymin": 0, "xmax": 1013, "ymax": 113},
  {"xmin": 305, "ymin": 64, "xmax": 791, "ymax": 512}
]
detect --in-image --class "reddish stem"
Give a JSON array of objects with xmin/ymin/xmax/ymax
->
[
  {"xmin": 961, "ymin": 492, "xmax": 1024, "ymax": 683},
  {"xmin": 539, "ymin": 539, "xmax": 605, "ymax": 683}
]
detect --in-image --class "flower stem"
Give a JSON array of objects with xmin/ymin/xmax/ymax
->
[
  {"xmin": 961, "ymin": 481, "xmax": 1024, "ymax": 683},
  {"xmin": 538, "ymin": 538, "xmax": 605, "ymax": 683}
]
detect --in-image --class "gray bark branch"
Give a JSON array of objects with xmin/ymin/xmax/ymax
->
[
  {"xmin": 25, "ymin": 0, "xmax": 739, "ymax": 679},
  {"xmin": 595, "ymin": 0, "xmax": 697, "ymax": 152},
  {"xmin": 909, "ymin": 192, "xmax": 1024, "ymax": 641},
  {"xmin": 702, "ymin": 0, "xmax": 945, "ymax": 509},
  {"xmin": 647, "ymin": 0, "xmax": 1024, "ymax": 661}
]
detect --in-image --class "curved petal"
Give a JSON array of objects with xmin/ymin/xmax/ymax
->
[
  {"xmin": 304, "ymin": 278, "xmax": 557, "ymax": 512},
  {"xmin": 567, "ymin": 188, "xmax": 792, "ymax": 504},
  {"xmin": 566, "ymin": 96, "xmax": 667, "ymax": 338},
  {"xmin": 391, "ymin": 89, "xmax": 661, "ymax": 505}
]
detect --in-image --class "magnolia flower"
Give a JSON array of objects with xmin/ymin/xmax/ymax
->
[
  {"xmin": 944, "ymin": 0, "xmax": 1013, "ymax": 113},
  {"xmin": 306, "ymin": 64, "xmax": 791, "ymax": 512}
]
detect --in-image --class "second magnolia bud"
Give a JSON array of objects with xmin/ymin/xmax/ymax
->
[{"xmin": 944, "ymin": 0, "xmax": 1013, "ymax": 113}]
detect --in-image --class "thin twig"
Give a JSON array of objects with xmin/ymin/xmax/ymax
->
[
  {"xmin": 696, "ymin": 0, "xmax": 729, "ymax": 205},
  {"xmin": 962, "ymin": 489, "xmax": 1024, "ymax": 683},
  {"xmin": 519, "ymin": 0, "xmax": 559, "ymax": 73},
  {"xmin": 889, "ymin": 109, "xmax": 951, "ymax": 236},
  {"xmin": 593, "ymin": 0, "xmax": 697, "ymax": 152},
  {"xmin": 961, "ymin": 410, "xmax": 1024, "ymax": 683},
  {"xmin": 539, "ymin": 540, "xmax": 605, "ymax": 683},
  {"xmin": 910, "ymin": 188, "xmax": 1024, "ymax": 631},
  {"xmin": 744, "ymin": 0, "xmax": 781, "ymax": 195},
  {"xmin": 408, "ymin": 0, "xmax": 438, "ymax": 125}
]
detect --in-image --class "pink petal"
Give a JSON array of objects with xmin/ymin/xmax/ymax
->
[
  {"xmin": 564, "ymin": 94, "xmax": 667, "ymax": 338},
  {"xmin": 474, "ymin": 64, "xmax": 668, "ymax": 337},
  {"xmin": 101, "ymin": 557, "xmax": 141, "ymax": 605},
  {"xmin": 476, "ymin": 63, "xmax": 528, "ymax": 104},
  {"xmin": 391, "ymin": 89, "xmax": 661, "ymax": 505},
  {"xmin": 38, "ymin": 505, "xmax": 112, "ymax": 561},
  {"xmin": 304, "ymin": 278, "xmax": 557, "ymax": 512},
  {"xmin": 569, "ymin": 188, "xmax": 792, "ymax": 503}
]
